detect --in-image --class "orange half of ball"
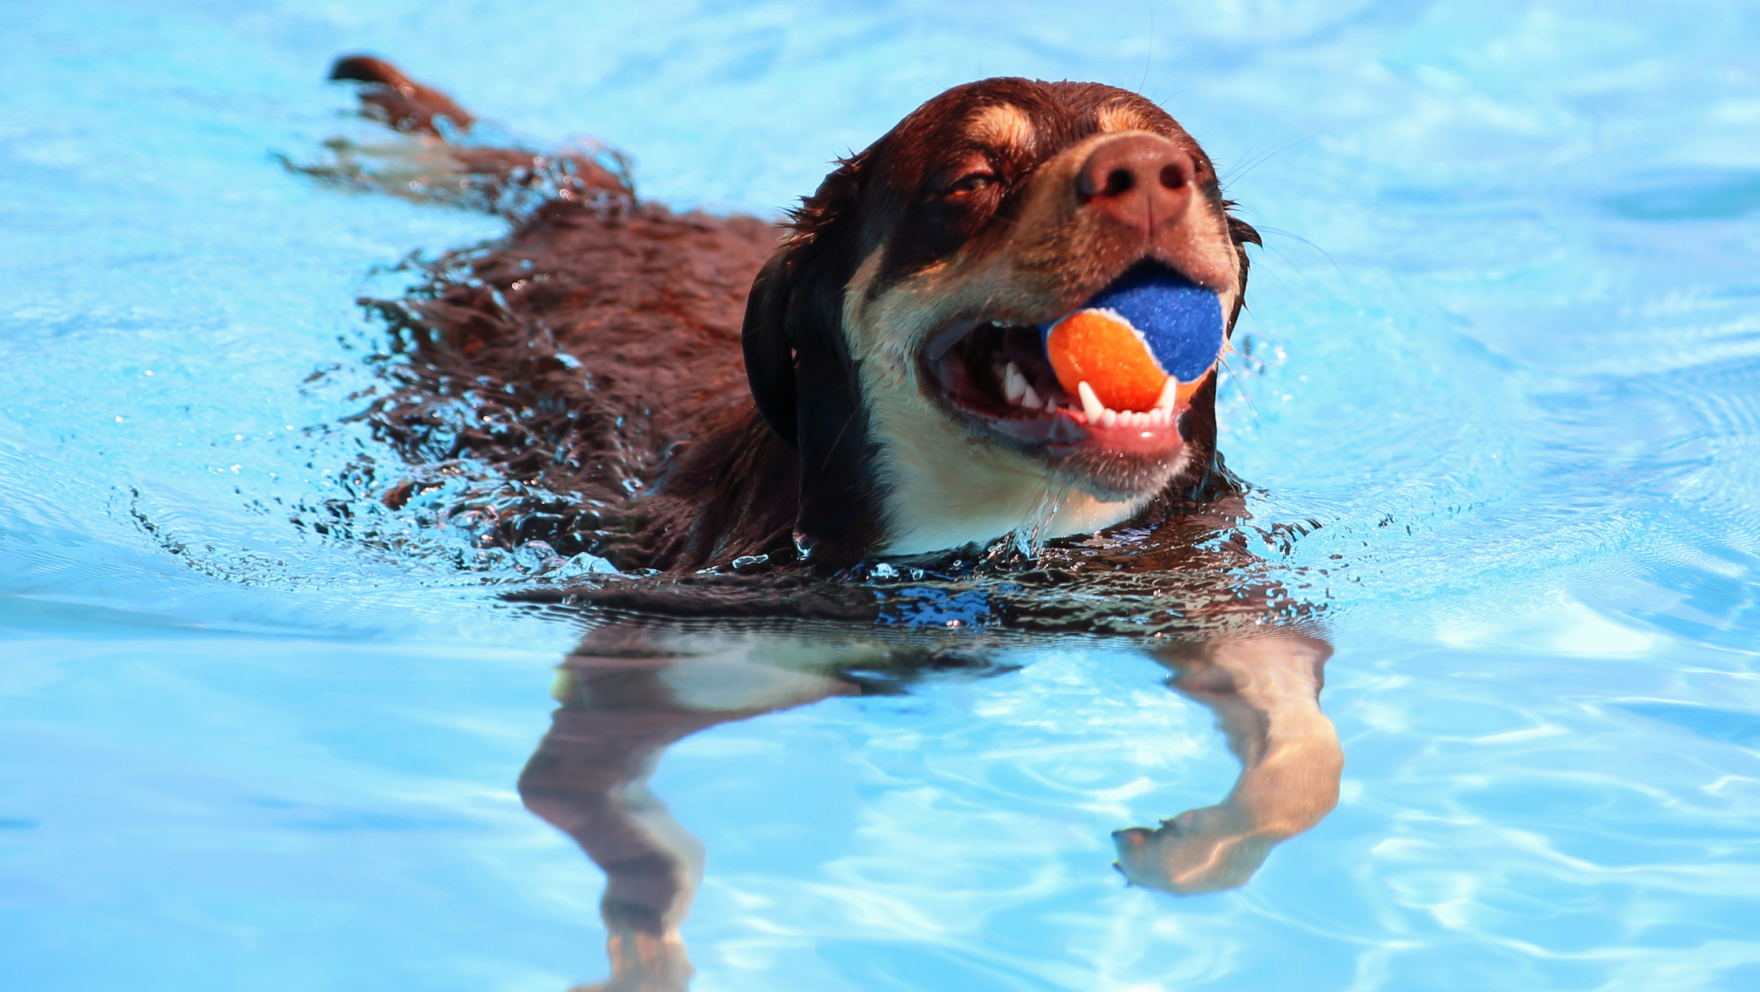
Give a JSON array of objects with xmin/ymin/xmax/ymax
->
[{"xmin": 1046, "ymin": 309, "xmax": 1213, "ymax": 412}]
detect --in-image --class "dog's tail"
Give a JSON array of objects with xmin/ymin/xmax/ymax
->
[
  {"xmin": 328, "ymin": 54, "xmax": 477, "ymax": 137},
  {"xmin": 297, "ymin": 54, "xmax": 634, "ymax": 216}
]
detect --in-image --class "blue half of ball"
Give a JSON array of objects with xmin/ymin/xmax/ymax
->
[{"xmin": 1041, "ymin": 266, "xmax": 1225, "ymax": 383}]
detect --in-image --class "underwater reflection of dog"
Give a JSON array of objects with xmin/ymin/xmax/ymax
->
[
  {"xmin": 307, "ymin": 59, "xmax": 1343, "ymax": 990},
  {"xmin": 520, "ymin": 623, "xmax": 1337, "ymax": 990}
]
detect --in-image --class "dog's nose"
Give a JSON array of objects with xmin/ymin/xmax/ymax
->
[{"xmin": 1076, "ymin": 134, "xmax": 1195, "ymax": 233}]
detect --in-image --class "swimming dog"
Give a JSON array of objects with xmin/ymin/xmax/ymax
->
[
  {"xmin": 317, "ymin": 57, "xmax": 1259, "ymax": 574},
  {"xmin": 310, "ymin": 62, "xmax": 1341, "ymax": 990}
]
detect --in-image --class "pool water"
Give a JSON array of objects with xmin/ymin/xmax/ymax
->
[{"xmin": 5, "ymin": 1, "xmax": 1760, "ymax": 989}]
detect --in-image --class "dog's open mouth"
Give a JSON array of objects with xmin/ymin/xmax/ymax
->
[{"xmin": 920, "ymin": 265, "xmax": 1223, "ymax": 458}]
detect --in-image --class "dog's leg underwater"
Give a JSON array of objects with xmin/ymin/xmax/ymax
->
[
  {"xmin": 518, "ymin": 630, "xmax": 858, "ymax": 990},
  {"xmin": 1113, "ymin": 631, "xmax": 1342, "ymax": 894},
  {"xmin": 518, "ymin": 662, "xmax": 706, "ymax": 992}
]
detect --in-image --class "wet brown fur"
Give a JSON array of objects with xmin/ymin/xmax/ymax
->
[{"xmin": 363, "ymin": 198, "xmax": 800, "ymax": 572}]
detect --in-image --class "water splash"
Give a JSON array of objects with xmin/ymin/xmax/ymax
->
[{"xmin": 977, "ymin": 489, "xmax": 1065, "ymax": 571}]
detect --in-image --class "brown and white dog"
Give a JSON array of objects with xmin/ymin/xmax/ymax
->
[
  {"xmin": 310, "ymin": 60, "xmax": 1341, "ymax": 990},
  {"xmin": 316, "ymin": 57, "xmax": 1259, "ymax": 573}
]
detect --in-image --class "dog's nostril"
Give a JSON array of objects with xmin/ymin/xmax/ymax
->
[
  {"xmin": 1079, "ymin": 165, "xmax": 1141, "ymax": 200},
  {"xmin": 1159, "ymin": 163, "xmax": 1189, "ymax": 189}
]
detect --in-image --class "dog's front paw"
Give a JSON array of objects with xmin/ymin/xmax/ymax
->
[
  {"xmin": 565, "ymin": 929, "xmax": 692, "ymax": 992},
  {"xmin": 1111, "ymin": 804, "xmax": 1277, "ymax": 894}
]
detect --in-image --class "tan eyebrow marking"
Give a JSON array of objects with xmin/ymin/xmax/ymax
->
[
  {"xmin": 1096, "ymin": 101, "xmax": 1157, "ymax": 133},
  {"xmin": 966, "ymin": 104, "xmax": 1036, "ymax": 152}
]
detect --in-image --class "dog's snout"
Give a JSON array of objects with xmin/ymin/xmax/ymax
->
[{"xmin": 1076, "ymin": 134, "xmax": 1194, "ymax": 231}]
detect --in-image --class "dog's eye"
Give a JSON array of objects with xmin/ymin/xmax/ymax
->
[{"xmin": 941, "ymin": 171, "xmax": 997, "ymax": 197}]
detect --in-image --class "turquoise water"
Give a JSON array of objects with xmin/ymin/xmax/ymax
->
[{"xmin": 5, "ymin": 1, "xmax": 1760, "ymax": 989}]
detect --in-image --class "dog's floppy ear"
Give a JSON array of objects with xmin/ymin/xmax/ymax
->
[
  {"xmin": 741, "ymin": 154, "xmax": 867, "ymax": 446},
  {"xmin": 741, "ymin": 250, "xmax": 801, "ymax": 445},
  {"xmin": 1223, "ymin": 211, "xmax": 1260, "ymax": 337},
  {"xmin": 739, "ymin": 153, "xmax": 882, "ymax": 560}
]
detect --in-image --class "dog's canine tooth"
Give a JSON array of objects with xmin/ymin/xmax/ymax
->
[
  {"xmin": 1154, "ymin": 376, "xmax": 1181, "ymax": 411},
  {"xmin": 1003, "ymin": 362, "xmax": 1026, "ymax": 403},
  {"xmin": 1078, "ymin": 381, "xmax": 1105, "ymax": 423},
  {"xmin": 1020, "ymin": 382, "xmax": 1042, "ymax": 410}
]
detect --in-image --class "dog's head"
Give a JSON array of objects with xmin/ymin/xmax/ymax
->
[{"xmin": 744, "ymin": 78, "xmax": 1258, "ymax": 559}]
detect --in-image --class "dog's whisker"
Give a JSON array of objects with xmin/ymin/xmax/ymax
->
[{"xmin": 1219, "ymin": 132, "xmax": 1322, "ymax": 188}]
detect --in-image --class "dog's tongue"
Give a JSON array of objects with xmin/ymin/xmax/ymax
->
[{"xmin": 1041, "ymin": 268, "xmax": 1225, "ymax": 413}]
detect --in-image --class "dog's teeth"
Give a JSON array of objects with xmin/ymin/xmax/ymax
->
[
  {"xmin": 1155, "ymin": 376, "xmax": 1181, "ymax": 411},
  {"xmin": 1003, "ymin": 362, "xmax": 1026, "ymax": 403},
  {"xmin": 1078, "ymin": 381, "xmax": 1105, "ymax": 423},
  {"xmin": 1148, "ymin": 407, "xmax": 1164, "ymax": 427},
  {"xmin": 1020, "ymin": 383, "xmax": 1042, "ymax": 409},
  {"xmin": 1101, "ymin": 408, "xmax": 1119, "ymax": 428}
]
